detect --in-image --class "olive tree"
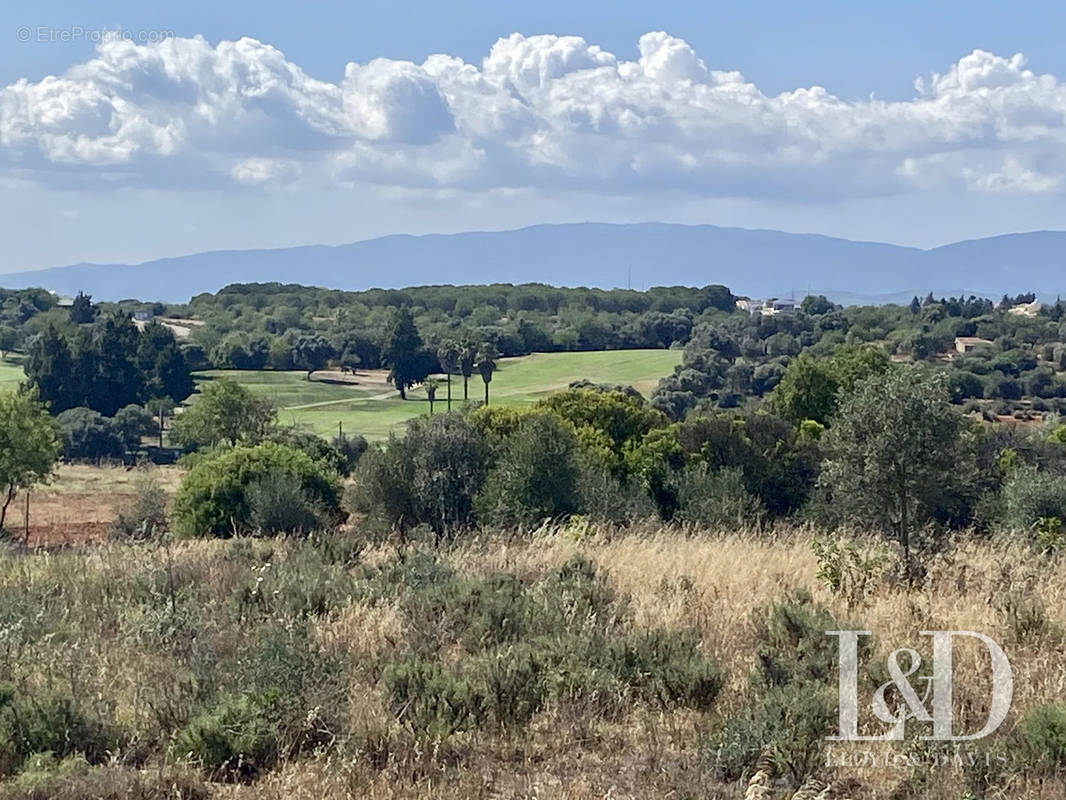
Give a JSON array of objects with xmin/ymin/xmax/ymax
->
[
  {"xmin": 819, "ymin": 365, "xmax": 973, "ymax": 579},
  {"xmin": 0, "ymin": 391, "xmax": 61, "ymax": 529}
]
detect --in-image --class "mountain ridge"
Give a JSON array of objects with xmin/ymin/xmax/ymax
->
[{"xmin": 3, "ymin": 222, "xmax": 1064, "ymax": 304}]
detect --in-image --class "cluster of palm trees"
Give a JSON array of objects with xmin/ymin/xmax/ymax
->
[{"xmin": 424, "ymin": 339, "xmax": 500, "ymax": 414}]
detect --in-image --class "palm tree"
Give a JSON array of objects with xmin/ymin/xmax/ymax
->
[
  {"xmin": 459, "ymin": 340, "xmax": 477, "ymax": 401},
  {"xmin": 476, "ymin": 344, "xmax": 498, "ymax": 405},
  {"xmin": 437, "ymin": 341, "xmax": 459, "ymax": 411},
  {"xmin": 424, "ymin": 377, "xmax": 440, "ymax": 415}
]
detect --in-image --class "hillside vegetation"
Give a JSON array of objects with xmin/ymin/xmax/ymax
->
[{"xmin": 0, "ymin": 527, "xmax": 1061, "ymax": 799}]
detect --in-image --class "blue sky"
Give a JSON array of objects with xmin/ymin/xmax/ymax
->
[{"xmin": 3, "ymin": 0, "xmax": 1066, "ymax": 272}]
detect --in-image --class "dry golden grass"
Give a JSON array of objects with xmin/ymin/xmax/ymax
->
[
  {"xmin": 2, "ymin": 524, "xmax": 1065, "ymax": 798},
  {"xmin": 435, "ymin": 525, "xmax": 1066, "ymax": 798},
  {"xmin": 6, "ymin": 463, "xmax": 184, "ymax": 546}
]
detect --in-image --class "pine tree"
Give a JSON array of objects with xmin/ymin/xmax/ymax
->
[{"xmin": 383, "ymin": 308, "xmax": 429, "ymax": 399}]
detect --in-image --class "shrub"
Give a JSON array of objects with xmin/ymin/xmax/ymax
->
[
  {"xmin": 171, "ymin": 442, "xmax": 343, "ymax": 537},
  {"xmin": 110, "ymin": 477, "xmax": 169, "ymax": 540},
  {"xmin": 170, "ymin": 693, "xmax": 278, "ymax": 781},
  {"xmin": 1011, "ymin": 704, "xmax": 1066, "ymax": 776},
  {"xmin": 476, "ymin": 413, "xmax": 582, "ymax": 526},
  {"xmin": 0, "ymin": 685, "xmax": 119, "ymax": 775},
  {"xmin": 350, "ymin": 413, "xmax": 487, "ymax": 538},
  {"xmin": 379, "ymin": 553, "xmax": 720, "ymax": 736},
  {"xmin": 674, "ymin": 464, "xmax": 764, "ymax": 528},
  {"xmin": 708, "ymin": 592, "xmax": 857, "ymax": 785},
  {"xmin": 709, "ymin": 682, "xmax": 835, "ymax": 784},
  {"xmin": 1001, "ymin": 467, "xmax": 1066, "ymax": 543},
  {"xmin": 329, "ymin": 432, "xmax": 368, "ymax": 474},
  {"xmin": 575, "ymin": 456, "xmax": 657, "ymax": 525},
  {"xmin": 245, "ymin": 474, "xmax": 322, "ymax": 535},
  {"xmin": 267, "ymin": 428, "xmax": 351, "ymax": 476}
]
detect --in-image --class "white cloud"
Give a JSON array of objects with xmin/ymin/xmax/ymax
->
[{"xmin": 3, "ymin": 33, "xmax": 1066, "ymax": 200}]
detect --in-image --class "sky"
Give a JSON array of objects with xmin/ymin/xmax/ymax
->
[{"xmin": 3, "ymin": 0, "xmax": 1066, "ymax": 272}]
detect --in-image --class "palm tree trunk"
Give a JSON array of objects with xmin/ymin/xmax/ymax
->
[
  {"xmin": 446, "ymin": 374, "xmax": 452, "ymax": 411},
  {"xmin": 484, "ymin": 381, "xmax": 489, "ymax": 405}
]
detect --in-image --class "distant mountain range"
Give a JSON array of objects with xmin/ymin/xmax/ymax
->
[{"xmin": 3, "ymin": 222, "xmax": 1065, "ymax": 304}]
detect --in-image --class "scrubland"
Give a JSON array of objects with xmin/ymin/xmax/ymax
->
[{"xmin": 0, "ymin": 522, "xmax": 1063, "ymax": 799}]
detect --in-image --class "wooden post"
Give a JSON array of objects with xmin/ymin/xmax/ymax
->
[
  {"xmin": 158, "ymin": 403, "xmax": 164, "ymax": 448},
  {"xmin": 23, "ymin": 492, "xmax": 29, "ymax": 548}
]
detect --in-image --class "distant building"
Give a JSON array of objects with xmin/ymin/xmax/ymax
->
[
  {"xmin": 133, "ymin": 310, "xmax": 154, "ymax": 322},
  {"xmin": 55, "ymin": 295, "xmax": 75, "ymax": 308},
  {"xmin": 1008, "ymin": 300, "xmax": 1043, "ymax": 317},
  {"xmin": 735, "ymin": 298, "xmax": 764, "ymax": 314},
  {"xmin": 955, "ymin": 336, "xmax": 993, "ymax": 354},
  {"xmin": 770, "ymin": 298, "xmax": 797, "ymax": 314},
  {"xmin": 737, "ymin": 297, "xmax": 798, "ymax": 315}
]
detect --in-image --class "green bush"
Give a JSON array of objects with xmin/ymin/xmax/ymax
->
[
  {"xmin": 0, "ymin": 685, "xmax": 119, "ymax": 776},
  {"xmin": 379, "ymin": 553, "xmax": 720, "ymax": 736},
  {"xmin": 1011, "ymin": 703, "xmax": 1066, "ymax": 776},
  {"xmin": 56, "ymin": 407, "xmax": 124, "ymax": 461},
  {"xmin": 1001, "ymin": 467, "xmax": 1066, "ymax": 543},
  {"xmin": 245, "ymin": 474, "xmax": 322, "ymax": 535},
  {"xmin": 110, "ymin": 477, "xmax": 169, "ymax": 540},
  {"xmin": 674, "ymin": 464, "xmax": 765, "ymax": 529},
  {"xmin": 172, "ymin": 624, "xmax": 343, "ymax": 780},
  {"xmin": 708, "ymin": 591, "xmax": 858, "ymax": 785},
  {"xmin": 171, "ymin": 442, "xmax": 343, "ymax": 537},
  {"xmin": 476, "ymin": 413, "xmax": 582, "ymax": 526},
  {"xmin": 170, "ymin": 693, "xmax": 278, "ymax": 781},
  {"xmin": 349, "ymin": 413, "xmax": 488, "ymax": 538},
  {"xmin": 709, "ymin": 682, "xmax": 835, "ymax": 784}
]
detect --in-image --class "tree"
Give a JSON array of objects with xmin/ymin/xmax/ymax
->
[
  {"xmin": 772, "ymin": 345, "xmax": 890, "ymax": 425},
  {"xmin": 800, "ymin": 295, "xmax": 835, "ymax": 316},
  {"xmin": 771, "ymin": 353, "xmax": 839, "ymax": 425},
  {"xmin": 424, "ymin": 377, "xmax": 440, "ymax": 415},
  {"xmin": 24, "ymin": 326, "xmax": 77, "ymax": 413},
  {"xmin": 69, "ymin": 292, "xmax": 96, "ymax": 324},
  {"xmin": 350, "ymin": 413, "xmax": 488, "ymax": 539},
  {"xmin": 819, "ymin": 366, "xmax": 973, "ymax": 579},
  {"xmin": 383, "ymin": 308, "xmax": 430, "ymax": 399},
  {"xmin": 151, "ymin": 342, "xmax": 195, "ymax": 403},
  {"xmin": 477, "ymin": 344, "xmax": 498, "ymax": 405},
  {"xmin": 0, "ymin": 391, "xmax": 61, "ymax": 529},
  {"xmin": 909, "ymin": 296, "xmax": 922, "ymax": 315},
  {"xmin": 458, "ymin": 340, "xmax": 478, "ymax": 401},
  {"xmin": 170, "ymin": 378, "xmax": 276, "ymax": 450},
  {"xmin": 92, "ymin": 313, "xmax": 147, "ymax": 416},
  {"xmin": 437, "ymin": 340, "xmax": 460, "ymax": 411},
  {"xmin": 292, "ymin": 334, "xmax": 335, "ymax": 380},
  {"xmin": 112, "ymin": 404, "xmax": 159, "ymax": 451},
  {"xmin": 57, "ymin": 407, "xmax": 125, "ymax": 461}
]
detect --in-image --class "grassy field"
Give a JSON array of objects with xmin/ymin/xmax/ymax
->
[
  {"xmin": 0, "ymin": 358, "xmax": 24, "ymax": 390},
  {"xmin": 195, "ymin": 349, "xmax": 682, "ymax": 439}
]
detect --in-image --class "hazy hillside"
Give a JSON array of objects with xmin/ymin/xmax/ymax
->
[{"xmin": 3, "ymin": 222, "xmax": 1064, "ymax": 303}]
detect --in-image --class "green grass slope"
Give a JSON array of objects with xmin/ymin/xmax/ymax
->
[{"xmin": 196, "ymin": 349, "xmax": 681, "ymax": 440}]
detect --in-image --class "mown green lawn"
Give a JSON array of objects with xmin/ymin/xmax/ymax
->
[
  {"xmin": 196, "ymin": 349, "xmax": 681, "ymax": 440},
  {"xmin": 0, "ymin": 359, "xmax": 24, "ymax": 390}
]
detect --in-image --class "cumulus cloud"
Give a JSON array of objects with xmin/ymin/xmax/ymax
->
[{"xmin": 3, "ymin": 32, "xmax": 1066, "ymax": 200}]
